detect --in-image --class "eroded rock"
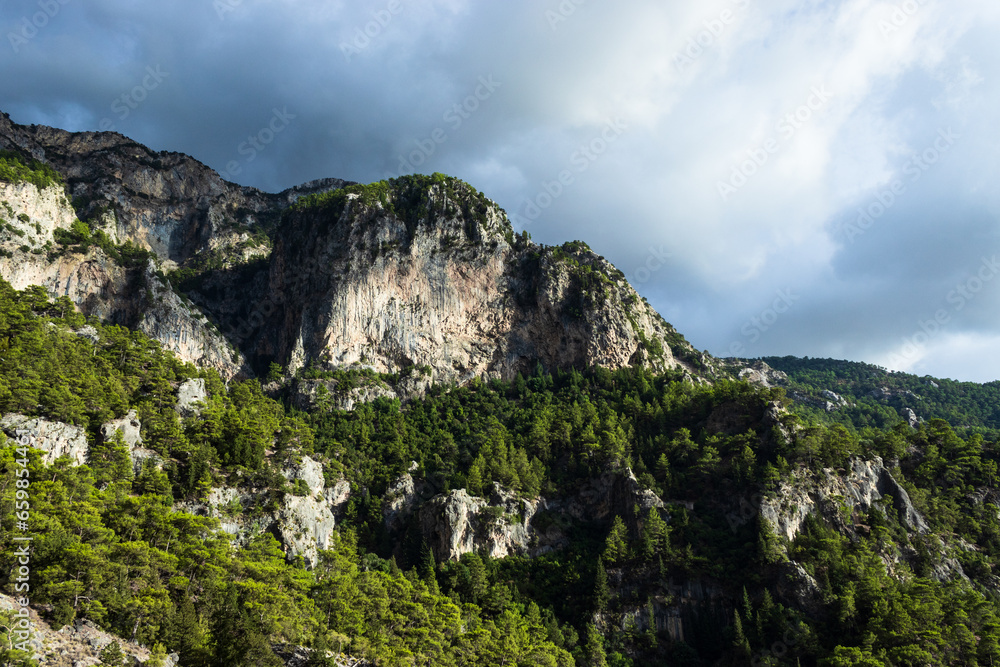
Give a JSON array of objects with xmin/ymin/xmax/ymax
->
[{"xmin": 1, "ymin": 414, "xmax": 89, "ymax": 465}]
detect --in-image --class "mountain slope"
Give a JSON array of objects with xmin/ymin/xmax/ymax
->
[{"xmin": 0, "ymin": 113, "xmax": 702, "ymax": 387}]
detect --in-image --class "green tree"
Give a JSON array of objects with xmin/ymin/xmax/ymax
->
[{"xmin": 604, "ymin": 515, "xmax": 630, "ymax": 564}]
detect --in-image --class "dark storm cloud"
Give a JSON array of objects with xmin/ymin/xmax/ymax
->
[{"xmin": 2, "ymin": 0, "xmax": 1000, "ymax": 379}]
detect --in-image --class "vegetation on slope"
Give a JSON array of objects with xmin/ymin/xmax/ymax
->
[
  {"xmin": 762, "ymin": 355, "xmax": 1000, "ymax": 436},
  {"xmin": 0, "ymin": 149, "xmax": 63, "ymax": 190},
  {"xmin": 3, "ymin": 277, "xmax": 1000, "ymax": 665}
]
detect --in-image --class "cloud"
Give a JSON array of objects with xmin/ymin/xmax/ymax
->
[{"xmin": 2, "ymin": 0, "xmax": 1000, "ymax": 380}]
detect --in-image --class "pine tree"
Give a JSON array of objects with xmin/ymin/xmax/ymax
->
[
  {"xmin": 604, "ymin": 515, "xmax": 630, "ymax": 564},
  {"xmin": 593, "ymin": 557, "xmax": 610, "ymax": 612},
  {"xmin": 584, "ymin": 624, "xmax": 608, "ymax": 667},
  {"xmin": 99, "ymin": 642, "xmax": 124, "ymax": 667}
]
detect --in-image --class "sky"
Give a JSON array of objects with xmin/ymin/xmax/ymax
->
[{"xmin": 2, "ymin": 0, "xmax": 1000, "ymax": 382}]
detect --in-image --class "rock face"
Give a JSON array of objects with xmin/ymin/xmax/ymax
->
[
  {"xmin": 176, "ymin": 377, "xmax": 208, "ymax": 415},
  {"xmin": 0, "ymin": 414, "xmax": 89, "ymax": 465},
  {"xmin": 759, "ymin": 456, "xmax": 930, "ymax": 542},
  {"xmin": 101, "ymin": 409, "xmax": 142, "ymax": 448},
  {"xmin": 0, "ymin": 112, "xmax": 347, "ymax": 380},
  {"xmin": 395, "ymin": 469, "xmax": 664, "ymax": 562},
  {"xmin": 176, "ymin": 456, "xmax": 349, "ymax": 567},
  {"xmin": 101, "ymin": 409, "xmax": 161, "ymax": 474},
  {"xmin": 731, "ymin": 359, "xmax": 789, "ymax": 388},
  {"xmin": 292, "ymin": 376, "xmax": 399, "ymax": 412},
  {"xmin": 2, "ymin": 112, "xmax": 700, "ymax": 386},
  {"xmin": 0, "ymin": 593, "xmax": 180, "ymax": 667},
  {"xmin": 0, "ymin": 178, "xmax": 250, "ymax": 378},
  {"xmin": 610, "ymin": 575, "xmax": 730, "ymax": 646},
  {"xmin": 418, "ymin": 486, "xmax": 544, "ymax": 561},
  {"xmin": 236, "ymin": 179, "xmax": 693, "ymax": 384}
]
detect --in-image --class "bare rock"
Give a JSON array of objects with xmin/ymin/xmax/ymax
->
[
  {"xmin": 325, "ymin": 477, "xmax": 352, "ymax": 515},
  {"xmin": 733, "ymin": 359, "xmax": 788, "ymax": 388},
  {"xmin": 276, "ymin": 494, "xmax": 338, "ymax": 567},
  {"xmin": 776, "ymin": 561, "xmax": 824, "ymax": 615},
  {"xmin": 101, "ymin": 409, "xmax": 142, "ymax": 448},
  {"xmin": 177, "ymin": 482, "xmax": 339, "ymax": 567},
  {"xmin": 292, "ymin": 377, "xmax": 397, "ymax": 412},
  {"xmin": 759, "ymin": 456, "xmax": 929, "ymax": 542},
  {"xmin": 283, "ymin": 455, "xmax": 326, "ymax": 496},
  {"xmin": 176, "ymin": 378, "xmax": 207, "ymax": 416},
  {"xmin": 1, "ymin": 414, "xmax": 88, "ymax": 465},
  {"xmin": 382, "ymin": 468, "xmax": 433, "ymax": 534}
]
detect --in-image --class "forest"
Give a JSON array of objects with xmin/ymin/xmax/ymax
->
[{"xmin": 3, "ymin": 277, "xmax": 1000, "ymax": 665}]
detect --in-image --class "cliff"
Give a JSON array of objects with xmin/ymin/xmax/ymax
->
[{"xmin": 0, "ymin": 113, "xmax": 700, "ymax": 387}]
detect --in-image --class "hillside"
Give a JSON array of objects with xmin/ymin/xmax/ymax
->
[
  {"xmin": 755, "ymin": 356, "xmax": 1000, "ymax": 435},
  {"xmin": 2, "ymin": 114, "xmax": 1000, "ymax": 667}
]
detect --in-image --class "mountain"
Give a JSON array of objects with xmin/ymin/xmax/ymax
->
[
  {"xmin": 0, "ymin": 111, "xmax": 703, "ymax": 388},
  {"xmin": 3, "ymin": 113, "xmax": 1000, "ymax": 667}
]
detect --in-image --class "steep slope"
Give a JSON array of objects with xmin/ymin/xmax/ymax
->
[
  {"xmin": 230, "ymin": 175, "xmax": 698, "ymax": 382},
  {"xmin": 0, "ymin": 112, "xmax": 702, "ymax": 386}
]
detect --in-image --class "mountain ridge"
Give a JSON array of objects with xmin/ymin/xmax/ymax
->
[{"xmin": 0, "ymin": 111, "xmax": 704, "ymax": 389}]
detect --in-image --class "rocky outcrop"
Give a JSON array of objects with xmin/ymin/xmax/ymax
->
[
  {"xmin": 283, "ymin": 456, "xmax": 326, "ymax": 496},
  {"xmin": 0, "ymin": 113, "xmax": 353, "ymax": 380},
  {"xmin": 0, "ymin": 112, "xmax": 346, "ymax": 269},
  {"xmin": 176, "ymin": 377, "xmax": 208, "ymax": 415},
  {"xmin": 0, "ymin": 178, "xmax": 250, "ymax": 378},
  {"xmin": 730, "ymin": 359, "xmax": 788, "ymax": 388},
  {"xmin": 417, "ymin": 486, "xmax": 548, "ymax": 561},
  {"xmin": 0, "ymin": 592, "xmax": 364, "ymax": 667},
  {"xmin": 394, "ymin": 469, "xmax": 664, "ymax": 562},
  {"xmin": 775, "ymin": 561, "xmax": 824, "ymax": 616},
  {"xmin": 101, "ymin": 409, "xmax": 161, "ymax": 474},
  {"xmin": 0, "ymin": 414, "xmax": 89, "ymax": 465},
  {"xmin": 292, "ymin": 377, "xmax": 398, "ymax": 412},
  {"xmin": 101, "ymin": 410, "xmax": 142, "ymax": 448},
  {"xmin": 0, "ymin": 593, "xmax": 178, "ymax": 667},
  {"xmin": 176, "ymin": 456, "xmax": 349, "ymax": 567},
  {"xmin": 235, "ymin": 179, "xmax": 693, "ymax": 385},
  {"xmin": 609, "ymin": 575, "xmax": 730, "ymax": 646},
  {"xmin": 759, "ymin": 457, "xmax": 929, "ymax": 542},
  {"xmin": 382, "ymin": 464, "xmax": 433, "ymax": 534},
  {"xmin": 3, "ymin": 114, "xmax": 702, "ymax": 386}
]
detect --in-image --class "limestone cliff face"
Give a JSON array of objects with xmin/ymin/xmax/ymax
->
[
  {"xmin": 239, "ymin": 177, "xmax": 695, "ymax": 384},
  {"xmin": 0, "ymin": 179, "xmax": 249, "ymax": 377},
  {"xmin": 758, "ymin": 456, "xmax": 930, "ymax": 542},
  {"xmin": 2, "ymin": 112, "xmax": 700, "ymax": 385},
  {"xmin": 175, "ymin": 456, "xmax": 352, "ymax": 568},
  {"xmin": 0, "ymin": 111, "xmax": 345, "ymax": 268},
  {"xmin": 0, "ymin": 414, "xmax": 88, "ymax": 465},
  {"xmin": 390, "ymin": 468, "xmax": 664, "ymax": 562}
]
